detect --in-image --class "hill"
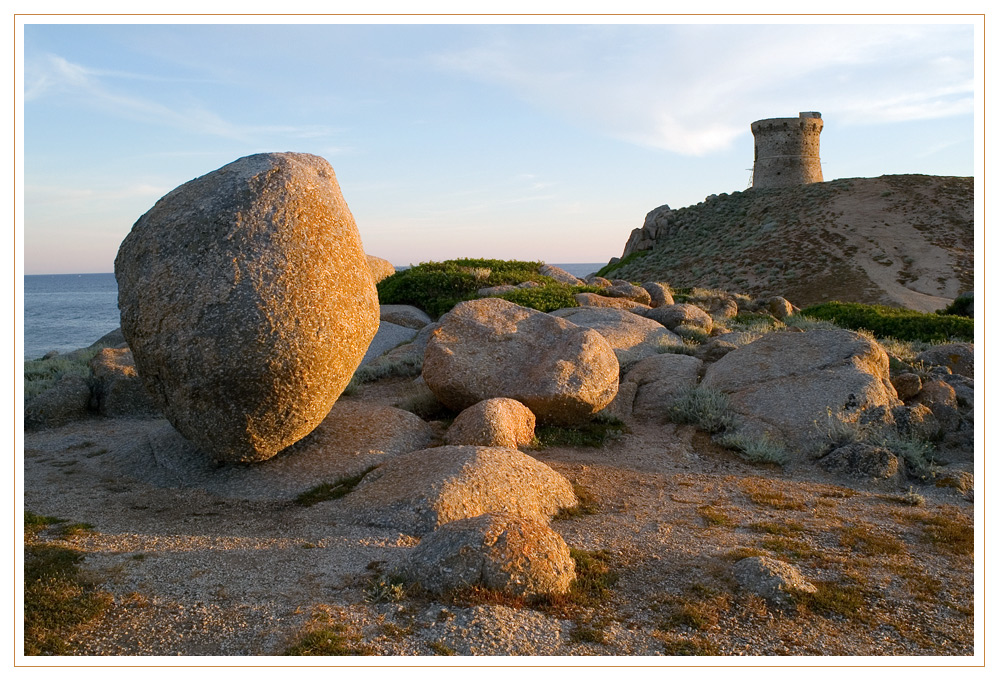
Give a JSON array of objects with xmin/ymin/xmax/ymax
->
[{"xmin": 603, "ymin": 175, "xmax": 973, "ymax": 313}]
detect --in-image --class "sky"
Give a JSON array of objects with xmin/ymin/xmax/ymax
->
[{"xmin": 19, "ymin": 18, "xmax": 979, "ymax": 274}]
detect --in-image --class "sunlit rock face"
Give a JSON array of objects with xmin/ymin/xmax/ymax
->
[{"xmin": 115, "ymin": 152, "xmax": 379, "ymax": 463}]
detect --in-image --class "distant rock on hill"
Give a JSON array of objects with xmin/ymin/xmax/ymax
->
[{"xmin": 607, "ymin": 175, "xmax": 973, "ymax": 313}]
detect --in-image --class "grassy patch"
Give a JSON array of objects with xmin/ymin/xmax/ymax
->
[
  {"xmin": 533, "ymin": 418, "xmax": 625, "ymax": 449},
  {"xmin": 364, "ymin": 576, "xmax": 407, "ymax": 604},
  {"xmin": 659, "ymin": 584, "xmax": 731, "ymax": 632},
  {"xmin": 748, "ymin": 520, "xmax": 806, "ymax": 536},
  {"xmin": 697, "ymin": 505, "xmax": 735, "ymax": 527},
  {"xmin": 565, "ymin": 548, "xmax": 619, "ymax": 608},
  {"xmin": 714, "ymin": 432, "xmax": 789, "ymax": 466},
  {"xmin": 24, "ymin": 513, "xmax": 112, "ymax": 656},
  {"xmin": 839, "ymin": 524, "xmax": 906, "ymax": 556},
  {"xmin": 294, "ymin": 466, "xmax": 377, "ymax": 507},
  {"xmin": 283, "ymin": 624, "xmax": 373, "ymax": 656},
  {"xmin": 760, "ymin": 536, "xmax": 822, "ymax": 562},
  {"xmin": 654, "ymin": 632, "xmax": 720, "ymax": 656},
  {"xmin": 793, "ymin": 579, "xmax": 867, "ymax": 621},
  {"xmin": 24, "ymin": 350, "xmax": 99, "ymax": 400},
  {"xmin": 901, "ymin": 507, "xmax": 973, "ymax": 555},
  {"xmin": 569, "ymin": 622, "xmax": 607, "ymax": 644},
  {"xmin": 799, "ymin": 301, "xmax": 973, "ymax": 342},
  {"xmin": 739, "ymin": 479, "xmax": 808, "ymax": 510}
]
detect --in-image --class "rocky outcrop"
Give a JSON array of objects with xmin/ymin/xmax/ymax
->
[
  {"xmin": 818, "ymin": 443, "xmax": 902, "ymax": 482},
  {"xmin": 700, "ymin": 329, "xmax": 899, "ymax": 451},
  {"xmin": 548, "ymin": 307, "xmax": 681, "ymax": 367},
  {"xmin": 343, "ymin": 445, "xmax": 577, "ymax": 534},
  {"xmin": 445, "ymin": 398, "xmax": 536, "ymax": 449},
  {"xmin": 396, "ymin": 513, "xmax": 575, "ymax": 597},
  {"xmin": 115, "ymin": 152, "xmax": 379, "ymax": 463},
  {"xmin": 622, "ymin": 203, "xmax": 673, "ymax": 258},
  {"xmin": 422, "ymin": 299, "xmax": 619, "ymax": 425}
]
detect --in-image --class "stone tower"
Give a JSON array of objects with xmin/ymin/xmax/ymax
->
[{"xmin": 750, "ymin": 112, "xmax": 823, "ymax": 189}]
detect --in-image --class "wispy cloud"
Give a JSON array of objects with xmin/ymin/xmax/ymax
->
[
  {"xmin": 431, "ymin": 24, "xmax": 973, "ymax": 156},
  {"xmin": 25, "ymin": 53, "xmax": 340, "ymax": 142}
]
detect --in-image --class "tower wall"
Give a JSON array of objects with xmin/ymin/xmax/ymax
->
[{"xmin": 751, "ymin": 112, "xmax": 823, "ymax": 189}]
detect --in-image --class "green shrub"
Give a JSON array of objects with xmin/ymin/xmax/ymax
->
[
  {"xmin": 667, "ymin": 388, "xmax": 738, "ymax": 433},
  {"xmin": 799, "ymin": 301, "xmax": 973, "ymax": 342},
  {"xmin": 377, "ymin": 258, "xmax": 547, "ymax": 317},
  {"xmin": 595, "ymin": 251, "xmax": 650, "ymax": 278},
  {"xmin": 715, "ymin": 432, "xmax": 789, "ymax": 466},
  {"xmin": 497, "ymin": 283, "xmax": 605, "ymax": 312},
  {"xmin": 24, "ymin": 350, "xmax": 99, "ymax": 400}
]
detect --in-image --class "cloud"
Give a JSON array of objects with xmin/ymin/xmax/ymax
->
[
  {"xmin": 24, "ymin": 53, "xmax": 340, "ymax": 142},
  {"xmin": 430, "ymin": 24, "xmax": 974, "ymax": 156}
]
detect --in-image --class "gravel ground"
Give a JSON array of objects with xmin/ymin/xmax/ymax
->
[{"xmin": 21, "ymin": 381, "xmax": 977, "ymax": 660}]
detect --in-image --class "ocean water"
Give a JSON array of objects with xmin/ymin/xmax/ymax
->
[
  {"xmin": 23, "ymin": 273, "xmax": 121, "ymax": 361},
  {"xmin": 22, "ymin": 263, "xmax": 611, "ymax": 362}
]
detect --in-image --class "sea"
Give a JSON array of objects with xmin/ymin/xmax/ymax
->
[{"xmin": 21, "ymin": 263, "xmax": 608, "ymax": 362}]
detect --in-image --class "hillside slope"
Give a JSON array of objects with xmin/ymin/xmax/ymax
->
[{"xmin": 605, "ymin": 175, "xmax": 973, "ymax": 313}]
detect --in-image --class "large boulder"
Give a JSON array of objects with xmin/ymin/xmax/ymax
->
[
  {"xmin": 396, "ymin": 512, "xmax": 575, "ymax": 597},
  {"xmin": 115, "ymin": 152, "xmax": 379, "ymax": 463},
  {"xmin": 548, "ymin": 307, "xmax": 681, "ymax": 367},
  {"xmin": 700, "ymin": 330, "xmax": 900, "ymax": 451},
  {"xmin": 343, "ymin": 445, "xmax": 577, "ymax": 534},
  {"xmin": 422, "ymin": 299, "xmax": 619, "ymax": 425},
  {"xmin": 445, "ymin": 398, "xmax": 536, "ymax": 449}
]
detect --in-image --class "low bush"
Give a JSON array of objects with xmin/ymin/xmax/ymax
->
[
  {"xmin": 667, "ymin": 388, "xmax": 738, "ymax": 433},
  {"xmin": 24, "ymin": 350, "xmax": 99, "ymax": 401},
  {"xmin": 799, "ymin": 301, "xmax": 972, "ymax": 342},
  {"xmin": 497, "ymin": 283, "xmax": 604, "ymax": 312}
]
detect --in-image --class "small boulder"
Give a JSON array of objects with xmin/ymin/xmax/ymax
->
[
  {"xmin": 915, "ymin": 379, "xmax": 961, "ymax": 431},
  {"xmin": 644, "ymin": 303, "xmax": 713, "ymax": 333},
  {"xmin": 891, "ymin": 372, "xmax": 922, "ymax": 401},
  {"xmin": 422, "ymin": 299, "xmax": 619, "ymax": 425},
  {"xmin": 585, "ymin": 276, "xmax": 612, "ymax": 288},
  {"xmin": 733, "ymin": 556, "xmax": 816, "ymax": 606},
  {"xmin": 641, "ymin": 282, "xmax": 674, "ymax": 308},
  {"xmin": 606, "ymin": 280, "xmax": 653, "ymax": 306},
  {"xmin": 767, "ymin": 296, "xmax": 796, "ymax": 320},
  {"xmin": 396, "ymin": 512, "xmax": 575, "ymax": 597},
  {"xmin": 624, "ymin": 354, "xmax": 703, "ymax": 420},
  {"xmin": 445, "ymin": 398, "xmax": 536, "ymax": 449},
  {"xmin": 344, "ymin": 445, "xmax": 577, "ymax": 534},
  {"xmin": 819, "ymin": 443, "xmax": 902, "ymax": 481},
  {"xmin": 367, "ymin": 255, "xmax": 397, "ymax": 284}
]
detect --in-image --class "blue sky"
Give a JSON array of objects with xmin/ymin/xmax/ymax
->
[{"xmin": 20, "ymin": 20, "xmax": 978, "ymax": 274}]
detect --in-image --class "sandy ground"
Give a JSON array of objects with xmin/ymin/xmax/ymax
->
[{"xmin": 21, "ymin": 373, "xmax": 976, "ymax": 660}]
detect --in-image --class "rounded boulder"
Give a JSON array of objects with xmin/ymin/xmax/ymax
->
[{"xmin": 115, "ymin": 152, "xmax": 379, "ymax": 463}]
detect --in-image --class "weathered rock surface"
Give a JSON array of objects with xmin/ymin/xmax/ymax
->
[
  {"xmin": 700, "ymin": 330, "xmax": 900, "ymax": 451},
  {"xmin": 115, "ymin": 152, "xmax": 379, "ymax": 463},
  {"xmin": 445, "ymin": 398, "xmax": 536, "ymax": 449},
  {"xmin": 572, "ymin": 292, "xmax": 650, "ymax": 313},
  {"xmin": 380, "ymin": 304, "xmax": 432, "ymax": 330},
  {"xmin": 396, "ymin": 512, "xmax": 575, "ymax": 597},
  {"xmin": 605, "ymin": 280, "xmax": 653, "ymax": 306},
  {"xmin": 367, "ymin": 255, "xmax": 397, "ymax": 283},
  {"xmin": 644, "ymin": 303, "xmax": 713, "ymax": 333},
  {"xmin": 422, "ymin": 299, "xmax": 619, "ymax": 425},
  {"xmin": 767, "ymin": 296, "xmax": 796, "ymax": 320},
  {"xmin": 360, "ymin": 321, "xmax": 418, "ymax": 366},
  {"xmin": 623, "ymin": 354, "xmax": 703, "ymax": 420},
  {"xmin": 733, "ymin": 556, "xmax": 816, "ymax": 606},
  {"xmin": 916, "ymin": 343, "xmax": 974, "ymax": 378},
  {"xmin": 344, "ymin": 445, "xmax": 577, "ymax": 534},
  {"xmin": 642, "ymin": 282, "xmax": 674, "ymax": 308},
  {"xmin": 114, "ymin": 401, "xmax": 434, "ymax": 499},
  {"xmin": 88, "ymin": 348, "xmax": 158, "ymax": 417},
  {"xmin": 548, "ymin": 306, "xmax": 681, "ymax": 367},
  {"xmin": 891, "ymin": 372, "xmax": 923, "ymax": 400},
  {"xmin": 819, "ymin": 443, "xmax": 902, "ymax": 481}
]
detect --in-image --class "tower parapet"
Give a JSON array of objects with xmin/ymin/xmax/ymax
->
[{"xmin": 751, "ymin": 112, "xmax": 823, "ymax": 189}]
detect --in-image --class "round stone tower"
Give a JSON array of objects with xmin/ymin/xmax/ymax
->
[{"xmin": 750, "ymin": 112, "xmax": 823, "ymax": 189}]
